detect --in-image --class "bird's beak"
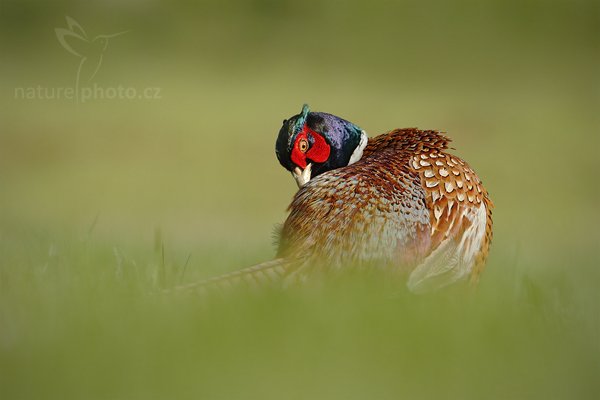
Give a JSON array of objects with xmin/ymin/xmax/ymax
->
[{"xmin": 292, "ymin": 163, "xmax": 312, "ymax": 188}]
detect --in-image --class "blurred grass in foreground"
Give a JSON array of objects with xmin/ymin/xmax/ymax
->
[
  {"xmin": 0, "ymin": 235, "xmax": 599, "ymax": 400},
  {"xmin": 1, "ymin": 0, "xmax": 599, "ymax": 399}
]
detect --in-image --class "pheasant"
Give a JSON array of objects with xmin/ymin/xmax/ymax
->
[{"xmin": 177, "ymin": 105, "xmax": 493, "ymax": 293}]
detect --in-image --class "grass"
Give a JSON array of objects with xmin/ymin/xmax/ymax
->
[
  {"xmin": 0, "ymin": 232, "xmax": 599, "ymax": 400},
  {"xmin": 1, "ymin": 84, "xmax": 599, "ymax": 400}
]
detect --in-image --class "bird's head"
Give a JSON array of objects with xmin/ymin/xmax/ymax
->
[{"xmin": 275, "ymin": 105, "xmax": 368, "ymax": 187}]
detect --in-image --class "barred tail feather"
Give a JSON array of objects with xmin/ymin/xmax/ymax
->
[{"xmin": 168, "ymin": 258, "xmax": 290, "ymax": 294}]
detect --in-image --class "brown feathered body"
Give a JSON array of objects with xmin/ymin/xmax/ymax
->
[
  {"xmin": 277, "ymin": 128, "xmax": 493, "ymax": 292},
  {"xmin": 174, "ymin": 127, "xmax": 493, "ymax": 294}
]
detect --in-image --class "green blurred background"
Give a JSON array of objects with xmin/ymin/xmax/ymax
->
[{"xmin": 1, "ymin": 1, "xmax": 599, "ymax": 399}]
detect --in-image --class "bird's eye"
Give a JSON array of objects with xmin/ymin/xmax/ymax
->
[{"xmin": 298, "ymin": 138, "xmax": 309, "ymax": 153}]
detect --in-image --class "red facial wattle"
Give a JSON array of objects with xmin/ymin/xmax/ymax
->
[{"xmin": 290, "ymin": 126, "xmax": 331, "ymax": 169}]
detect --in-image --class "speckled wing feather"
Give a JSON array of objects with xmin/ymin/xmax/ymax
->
[
  {"xmin": 407, "ymin": 146, "xmax": 494, "ymax": 292},
  {"xmin": 361, "ymin": 128, "xmax": 451, "ymax": 159}
]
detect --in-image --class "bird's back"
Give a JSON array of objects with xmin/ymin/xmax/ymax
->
[{"xmin": 277, "ymin": 128, "xmax": 493, "ymax": 292}]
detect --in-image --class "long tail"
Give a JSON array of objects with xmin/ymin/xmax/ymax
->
[{"xmin": 166, "ymin": 258, "xmax": 290, "ymax": 294}]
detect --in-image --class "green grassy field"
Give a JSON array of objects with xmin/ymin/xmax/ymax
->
[{"xmin": 1, "ymin": 1, "xmax": 599, "ymax": 399}]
